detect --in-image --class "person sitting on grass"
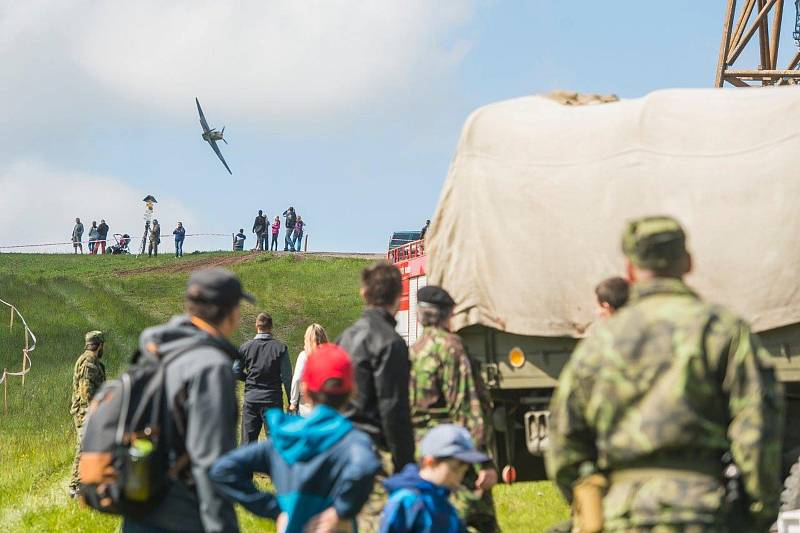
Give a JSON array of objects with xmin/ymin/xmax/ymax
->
[
  {"xmin": 379, "ymin": 424, "xmax": 489, "ymax": 533},
  {"xmin": 209, "ymin": 343, "xmax": 380, "ymax": 533}
]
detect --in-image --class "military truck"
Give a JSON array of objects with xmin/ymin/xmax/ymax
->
[{"xmin": 424, "ymin": 88, "xmax": 800, "ymax": 497}]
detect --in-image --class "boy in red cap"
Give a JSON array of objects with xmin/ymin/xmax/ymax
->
[{"xmin": 210, "ymin": 344, "xmax": 380, "ymax": 533}]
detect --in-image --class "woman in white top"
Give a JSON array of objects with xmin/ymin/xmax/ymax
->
[{"xmin": 289, "ymin": 323, "xmax": 328, "ymax": 415}]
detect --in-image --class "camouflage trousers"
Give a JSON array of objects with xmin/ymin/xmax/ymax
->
[
  {"xmin": 453, "ymin": 464, "xmax": 499, "ymax": 533},
  {"xmin": 69, "ymin": 416, "xmax": 84, "ymax": 493},
  {"xmin": 603, "ymin": 472, "xmax": 730, "ymax": 533},
  {"xmin": 356, "ymin": 448, "xmax": 393, "ymax": 533}
]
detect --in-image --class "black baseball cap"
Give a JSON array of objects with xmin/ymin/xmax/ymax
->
[
  {"xmin": 418, "ymin": 285, "xmax": 456, "ymax": 307},
  {"xmin": 186, "ymin": 268, "xmax": 255, "ymax": 306}
]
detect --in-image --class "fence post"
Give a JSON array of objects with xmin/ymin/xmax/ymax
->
[
  {"xmin": 21, "ymin": 328, "xmax": 29, "ymax": 387},
  {"xmin": 304, "ymin": 235, "xmax": 308, "ymax": 252},
  {"xmin": 3, "ymin": 370, "xmax": 7, "ymax": 415}
]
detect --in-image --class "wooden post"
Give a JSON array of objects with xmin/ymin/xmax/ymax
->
[
  {"xmin": 716, "ymin": 0, "xmax": 739, "ymax": 87},
  {"xmin": 726, "ymin": 0, "xmax": 779, "ymax": 67},
  {"xmin": 731, "ymin": 0, "xmax": 757, "ymax": 50},
  {"xmin": 9, "ymin": 307, "xmax": 13, "ymax": 331},
  {"xmin": 756, "ymin": 0, "xmax": 771, "ymax": 82},
  {"xmin": 3, "ymin": 370, "xmax": 7, "ymax": 416},
  {"xmin": 21, "ymin": 329, "xmax": 29, "ymax": 387},
  {"xmin": 304, "ymin": 235, "xmax": 309, "ymax": 252},
  {"xmin": 770, "ymin": 0, "xmax": 784, "ymax": 69}
]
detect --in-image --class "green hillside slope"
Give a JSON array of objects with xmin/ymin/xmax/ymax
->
[{"xmin": 0, "ymin": 253, "xmax": 567, "ymax": 532}]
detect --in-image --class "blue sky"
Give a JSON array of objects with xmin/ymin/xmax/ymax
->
[{"xmin": 1, "ymin": 1, "xmax": 794, "ymax": 252}]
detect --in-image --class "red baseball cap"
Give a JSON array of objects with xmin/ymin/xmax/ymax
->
[{"xmin": 302, "ymin": 343, "xmax": 353, "ymax": 394}]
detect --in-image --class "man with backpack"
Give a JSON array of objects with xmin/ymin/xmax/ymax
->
[
  {"xmin": 69, "ymin": 330, "xmax": 106, "ymax": 499},
  {"xmin": 283, "ymin": 207, "xmax": 297, "ymax": 251},
  {"xmin": 233, "ymin": 313, "xmax": 293, "ymax": 444},
  {"xmin": 117, "ymin": 268, "xmax": 254, "ymax": 533}
]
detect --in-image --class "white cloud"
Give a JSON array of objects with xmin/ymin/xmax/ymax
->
[
  {"xmin": 0, "ymin": 1, "xmax": 475, "ymax": 128},
  {"xmin": 0, "ymin": 160, "xmax": 200, "ymax": 253}
]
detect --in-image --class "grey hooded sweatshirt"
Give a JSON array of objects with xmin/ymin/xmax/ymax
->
[{"xmin": 122, "ymin": 315, "xmax": 240, "ymax": 533}]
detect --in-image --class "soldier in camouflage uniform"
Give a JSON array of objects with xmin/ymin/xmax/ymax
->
[
  {"xmin": 410, "ymin": 285, "xmax": 499, "ymax": 533},
  {"xmin": 546, "ymin": 216, "xmax": 784, "ymax": 532},
  {"xmin": 68, "ymin": 330, "xmax": 106, "ymax": 498}
]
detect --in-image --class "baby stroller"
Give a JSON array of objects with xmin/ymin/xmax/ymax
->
[{"xmin": 106, "ymin": 233, "xmax": 131, "ymax": 255}]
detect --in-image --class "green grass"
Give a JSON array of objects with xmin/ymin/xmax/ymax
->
[{"xmin": 0, "ymin": 252, "xmax": 569, "ymax": 532}]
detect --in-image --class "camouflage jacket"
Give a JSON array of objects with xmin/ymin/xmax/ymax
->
[
  {"xmin": 546, "ymin": 278, "xmax": 784, "ymax": 530},
  {"xmin": 409, "ymin": 326, "xmax": 492, "ymax": 455},
  {"xmin": 69, "ymin": 349, "xmax": 106, "ymax": 421}
]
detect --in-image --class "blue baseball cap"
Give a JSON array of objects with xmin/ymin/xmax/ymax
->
[{"xmin": 420, "ymin": 424, "xmax": 489, "ymax": 464}]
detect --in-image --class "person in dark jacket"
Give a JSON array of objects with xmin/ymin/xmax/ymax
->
[
  {"xmin": 233, "ymin": 229, "xmax": 246, "ymax": 251},
  {"xmin": 210, "ymin": 343, "xmax": 380, "ymax": 533},
  {"xmin": 234, "ymin": 312, "xmax": 293, "ymax": 444},
  {"xmin": 252, "ymin": 210, "xmax": 266, "ymax": 251},
  {"xmin": 283, "ymin": 207, "xmax": 297, "ymax": 251},
  {"xmin": 379, "ymin": 424, "xmax": 489, "ymax": 533},
  {"xmin": 121, "ymin": 268, "xmax": 254, "ymax": 533},
  {"xmin": 173, "ymin": 221, "xmax": 186, "ymax": 258},
  {"xmin": 97, "ymin": 219, "xmax": 109, "ymax": 254},
  {"xmin": 337, "ymin": 261, "xmax": 415, "ymax": 533},
  {"xmin": 419, "ymin": 219, "xmax": 430, "ymax": 240}
]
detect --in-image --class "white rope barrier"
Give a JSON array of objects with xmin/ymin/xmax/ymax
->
[
  {"xmin": 0, "ymin": 233, "xmax": 230, "ymax": 250},
  {"xmin": 0, "ymin": 298, "xmax": 37, "ymax": 414}
]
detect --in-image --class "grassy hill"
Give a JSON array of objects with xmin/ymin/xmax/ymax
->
[{"xmin": 0, "ymin": 252, "xmax": 568, "ymax": 532}]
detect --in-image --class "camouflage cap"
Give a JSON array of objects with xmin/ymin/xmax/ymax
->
[
  {"xmin": 85, "ymin": 330, "xmax": 105, "ymax": 344},
  {"xmin": 622, "ymin": 216, "xmax": 688, "ymax": 269}
]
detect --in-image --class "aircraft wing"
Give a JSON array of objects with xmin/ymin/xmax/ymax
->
[
  {"xmin": 207, "ymin": 138, "xmax": 232, "ymax": 174},
  {"xmin": 196, "ymin": 97, "xmax": 210, "ymax": 133}
]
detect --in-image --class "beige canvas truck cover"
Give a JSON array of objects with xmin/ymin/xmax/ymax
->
[{"xmin": 426, "ymin": 87, "xmax": 800, "ymax": 337}]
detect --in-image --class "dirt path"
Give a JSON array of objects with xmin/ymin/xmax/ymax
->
[{"xmin": 118, "ymin": 251, "xmax": 383, "ymax": 277}]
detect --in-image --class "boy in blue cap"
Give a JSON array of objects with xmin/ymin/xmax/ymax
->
[
  {"xmin": 209, "ymin": 343, "xmax": 379, "ymax": 533},
  {"xmin": 380, "ymin": 424, "xmax": 489, "ymax": 533}
]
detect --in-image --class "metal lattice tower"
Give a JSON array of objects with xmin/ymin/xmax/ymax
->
[{"xmin": 715, "ymin": 0, "xmax": 800, "ymax": 87}]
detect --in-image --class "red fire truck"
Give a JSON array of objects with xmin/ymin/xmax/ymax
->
[{"xmin": 387, "ymin": 234, "xmax": 427, "ymax": 345}]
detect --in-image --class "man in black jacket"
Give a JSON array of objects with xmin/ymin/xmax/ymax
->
[
  {"xmin": 252, "ymin": 210, "xmax": 266, "ymax": 251},
  {"xmin": 234, "ymin": 312, "xmax": 292, "ymax": 444},
  {"xmin": 283, "ymin": 207, "xmax": 296, "ymax": 251},
  {"xmin": 337, "ymin": 261, "xmax": 415, "ymax": 533},
  {"xmin": 96, "ymin": 219, "xmax": 109, "ymax": 254}
]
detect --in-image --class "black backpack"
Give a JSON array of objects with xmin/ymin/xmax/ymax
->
[{"xmin": 78, "ymin": 340, "xmax": 204, "ymax": 516}]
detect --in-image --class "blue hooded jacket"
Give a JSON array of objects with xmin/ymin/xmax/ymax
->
[
  {"xmin": 379, "ymin": 464, "xmax": 465, "ymax": 533},
  {"xmin": 209, "ymin": 405, "xmax": 379, "ymax": 533}
]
